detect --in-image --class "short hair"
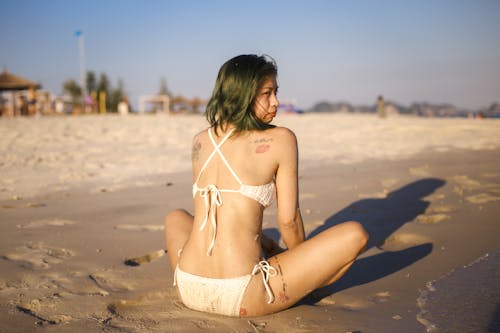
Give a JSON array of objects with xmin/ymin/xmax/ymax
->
[{"xmin": 205, "ymin": 54, "xmax": 278, "ymax": 135}]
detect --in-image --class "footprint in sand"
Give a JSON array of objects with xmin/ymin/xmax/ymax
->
[
  {"xmin": 16, "ymin": 290, "xmax": 103, "ymax": 326},
  {"xmin": 409, "ymin": 165, "xmax": 431, "ymax": 177},
  {"xmin": 17, "ymin": 296, "xmax": 73, "ymax": 325},
  {"xmin": 2, "ymin": 243, "xmax": 74, "ymax": 269},
  {"xmin": 381, "ymin": 233, "xmax": 432, "ymax": 251},
  {"xmin": 11, "ymin": 271, "xmax": 131, "ymax": 327},
  {"xmin": 380, "ymin": 178, "xmax": 398, "ymax": 189},
  {"xmin": 47, "ymin": 271, "xmax": 109, "ymax": 296},
  {"xmin": 416, "ymin": 213, "xmax": 450, "ymax": 225},
  {"xmin": 466, "ymin": 193, "xmax": 500, "ymax": 204},
  {"xmin": 2, "ymin": 202, "xmax": 46, "ymax": 209},
  {"xmin": 481, "ymin": 172, "xmax": 500, "ymax": 179},
  {"xmin": 427, "ymin": 205, "xmax": 455, "ymax": 213},
  {"xmin": 423, "ymin": 192, "xmax": 446, "ymax": 201},
  {"xmin": 17, "ymin": 218, "xmax": 76, "ymax": 229},
  {"xmin": 114, "ymin": 224, "xmax": 164, "ymax": 232},
  {"xmin": 357, "ymin": 189, "xmax": 388, "ymax": 199},
  {"xmin": 107, "ymin": 292, "xmax": 174, "ymax": 315},
  {"xmin": 452, "ymin": 175, "xmax": 481, "ymax": 190},
  {"xmin": 368, "ymin": 291, "xmax": 391, "ymax": 303},
  {"xmin": 89, "ymin": 270, "xmax": 135, "ymax": 292}
]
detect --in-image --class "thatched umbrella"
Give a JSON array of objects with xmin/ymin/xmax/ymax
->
[
  {"xmin": 0, "ymin": 68, "xmax": 41, "ymax": 91},
  {"xmin": 0, "ymin": 68, "xmax": 41, "ymax": 116}
]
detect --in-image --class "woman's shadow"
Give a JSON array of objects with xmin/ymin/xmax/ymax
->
[{"xmin": 265, "ymin": 177, "xmax": 445, "ymax": 300}]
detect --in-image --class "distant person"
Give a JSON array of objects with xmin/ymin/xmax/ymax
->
[
  {"xmin": 164, "ymin": 54, "xmax": 368, "ymax": 317},
  {"xmin": 377, "ymin": 95, "xmax": 386, "ymax": 118},
  {"xmin": 27, "ymin": 87, "xmax": 37, "ymax": 116},
  {"xmin": 118, "ymin": 98, "xmax": 129, "ymax": 115},
  {"xmin": 17, "ymin": 95, "xmax": 28, "ymax": 116},
  {"xmin": 55, "ymin": 99, "xmax": 64, "ymax": 114}
]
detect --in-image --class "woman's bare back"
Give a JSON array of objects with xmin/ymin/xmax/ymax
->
[{"xmin": 178, "ymin": 126, "xmax": 284, "ymax": 278}]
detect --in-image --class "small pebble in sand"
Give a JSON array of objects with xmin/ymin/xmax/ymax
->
[{"xmin": 392, "ymin": 315, "xmax": 402, "ymax": 320}]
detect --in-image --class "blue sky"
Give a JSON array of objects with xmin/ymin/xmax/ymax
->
[{"xmin": 1, "ymin": 0, "xmax": 499, "ymax": 110}]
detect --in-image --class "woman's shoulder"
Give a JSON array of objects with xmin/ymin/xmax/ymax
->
[
  {"xmin": 267, "ymin": 126, "xmax": 297, "ymax": 144},
  {"xmin": 192, "ymin": 127, "xmax": 210, "ymax": 142}
]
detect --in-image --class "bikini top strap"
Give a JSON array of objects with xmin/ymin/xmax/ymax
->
[
  {"xmin": 208, "ymin": 128, "xmax": 243, "ymax": 185},
  {"xmin": 194, "ymin": 127, "xmax": 241, "ymax": 185}
]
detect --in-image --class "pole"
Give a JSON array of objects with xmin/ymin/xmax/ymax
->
[{"xmin": 74, "ymin": 30, "xmax": 86, "ymax": 107}]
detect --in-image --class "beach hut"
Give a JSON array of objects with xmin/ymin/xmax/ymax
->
[
  {"xmin": 0, "ymin": 68, "xmax": 41, "ymax": 116},
  {"xmin": 0, "ymin": 69, "xmax": 41, "ymax": 91},
  {"xmin": 138, "ymin": 94, "xmax": 170, "ymax": 113}
]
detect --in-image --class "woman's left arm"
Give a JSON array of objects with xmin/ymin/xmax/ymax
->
[{"xmin": 275, "ymin": 128, "xmax": 305, "ymax": 250}]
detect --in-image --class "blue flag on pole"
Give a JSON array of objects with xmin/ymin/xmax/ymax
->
[{"xmin": 74, "ymin": 30, "xmax": 83, "ymax": 37}]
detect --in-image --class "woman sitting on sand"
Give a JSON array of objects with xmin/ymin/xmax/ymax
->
[{"xmin": 164, "ymin": 54, "xmax": 368, "ymax": 317}]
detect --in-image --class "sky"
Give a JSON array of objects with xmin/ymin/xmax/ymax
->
[{"xmin": 1, "ymin": 0, "xmax": 499, "ymax": 110}]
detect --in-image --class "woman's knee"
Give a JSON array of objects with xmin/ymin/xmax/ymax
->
[
  {"xmin": 343, "ymin": 221, "xmax": 369, "ymax": 249},
  {"xmin": 164, "ymin": 209, "xmax": 190, "ymax": 230}
]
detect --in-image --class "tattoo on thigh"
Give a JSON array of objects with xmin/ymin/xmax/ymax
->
[
  {"xmin": 239, "ymin": 307, "xmax": 247, "ymax": 317},
  {"xmin": 274, "ymin": 257, "xmax": 289, "ymax": 303}
]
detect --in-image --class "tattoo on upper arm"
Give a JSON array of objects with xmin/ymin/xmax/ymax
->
[{"xmin": 192, "ymin": 140, "xmax": 202, "ymax": 161}]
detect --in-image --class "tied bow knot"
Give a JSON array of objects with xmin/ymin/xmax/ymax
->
[
  {"xmin": 252, "ymin": 261, "xmax": 278, "ymax": 304},
  {"xmin": 199, "ymin": 184, "xmax": 223, "ymax": 255}
]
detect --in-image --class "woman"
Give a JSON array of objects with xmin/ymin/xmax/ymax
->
[{"xmin": 165, "ymin": 54, "xmax": 368, "ymax": 317}]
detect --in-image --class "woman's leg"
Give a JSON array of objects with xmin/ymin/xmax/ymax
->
[
  {"xmin": 164, "ymin": 209, "xmax": 194, "ymax": 270},
  {"xmin": 240, "ymin": 221, "xmax": 368, "ymax": 316}
]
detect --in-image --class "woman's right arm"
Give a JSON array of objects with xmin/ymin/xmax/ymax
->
[{"xmin": 274, "ymin": 128, "xmax": 305, "ymax": 250}]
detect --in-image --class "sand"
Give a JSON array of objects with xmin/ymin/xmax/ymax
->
[{"xmin": 0, "ymin": 113, "xmax": 499, "ymax": 332}]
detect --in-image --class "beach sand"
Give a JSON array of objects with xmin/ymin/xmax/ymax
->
[{"xmin": 0, "ymin": 113, "xmax": 499, "ymax": 332}]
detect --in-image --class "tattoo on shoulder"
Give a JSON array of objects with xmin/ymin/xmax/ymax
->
[
  {"xmin": 256, "ymin": 144, "xmax": 270, "ymax": 153},
  {"xmin": 254, "ymin": 137, "xmax": 273, "ymax": 154},
  {"xmin": 192, "ymin": 140, "xmax": 202, "ymax": 161},
  {"xmin": 253, "ymin": 137, "xmax": 274, "ymax": 144}
]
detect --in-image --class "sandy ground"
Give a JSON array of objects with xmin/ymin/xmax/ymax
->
[{"xmin": 0, "ymin": 113, "xmax": 499, "ymax": 332}]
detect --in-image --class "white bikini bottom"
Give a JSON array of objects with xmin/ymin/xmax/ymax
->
[{"xmin": 174, "ymin": 260, "xmax": 276, "ymax": 317}]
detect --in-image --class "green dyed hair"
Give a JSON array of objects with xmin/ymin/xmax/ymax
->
[{"xmin": 205, "ymin": 54, "xmax": 278, "ymax": 135}]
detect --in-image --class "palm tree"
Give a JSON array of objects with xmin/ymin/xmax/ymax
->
[{"xmin": 62, "ymin": 79, "xmax": 83, "ymax": 106}]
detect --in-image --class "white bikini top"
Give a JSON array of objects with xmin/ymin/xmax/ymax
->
[{"xmin": 192, "ymin": 127, "xmax": 276, "ymax": 255}]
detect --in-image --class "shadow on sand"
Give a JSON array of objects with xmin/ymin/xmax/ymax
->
[{"xmin": 266, "ymin": 178, "xmax": 446, "ymax": 301}]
